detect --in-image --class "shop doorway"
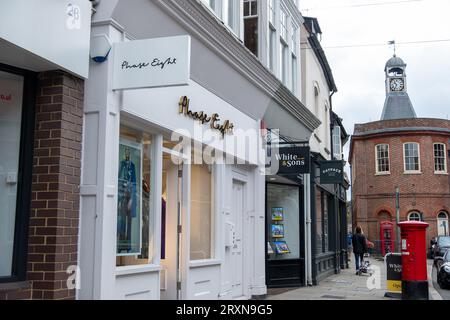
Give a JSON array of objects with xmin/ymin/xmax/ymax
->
[
  {"xmin": 160, "ymin": 149, "xmax": 184, "ymax": 300},
  {"xmin": 230, "ymin": 180, "xmax": 245, "ymax": 298}
]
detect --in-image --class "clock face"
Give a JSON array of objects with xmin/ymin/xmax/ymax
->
[{"xmin": 390, "ymin": 78, "xmax": 405, "ymax": 91}]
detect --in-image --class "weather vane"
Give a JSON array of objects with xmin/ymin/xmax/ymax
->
[{"xmin": 388, "ymin": 40, "xmax": 396, "ymax": 57}]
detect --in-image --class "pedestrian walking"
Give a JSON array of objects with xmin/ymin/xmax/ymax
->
[{"xmin": 352, "ymin": 226, "xmax": 368, "ymax": 275}]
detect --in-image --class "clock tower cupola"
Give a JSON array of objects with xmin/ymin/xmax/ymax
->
[{"xmin": 380, "ymin": 55, "xmax": 417, "ymax": 120}]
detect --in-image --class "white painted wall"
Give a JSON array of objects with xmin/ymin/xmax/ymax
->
[{"xmin": 300, "ymin": 23, "xmax": 332, "ymax": 160}]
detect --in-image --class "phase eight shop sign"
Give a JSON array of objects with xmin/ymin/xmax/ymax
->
[{"xmin": 113, "ymin": 35, "xmax": 191, "ymax": 90}]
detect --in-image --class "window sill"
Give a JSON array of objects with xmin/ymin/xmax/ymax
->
[
  {"xmin": 189, "ymin": 259, "xmax": 222, "ymax": 269},
  {"xmin": 375, "ymin": 172, "xmax": 391, "ymax": 176},
  {"xmin": 403, "ymin": 171, "xmax": 422, "ymax": 175},
  {"xmin": 116, "ymin": 264, "xmax": 161, "ymax": 277},
  {"xmin": 434, "ymin": 172, "xmax": 448, "ymax": 175},
  {"xmin": 0, "ymin": 281, "xmax": 31, "ymax": 292}
]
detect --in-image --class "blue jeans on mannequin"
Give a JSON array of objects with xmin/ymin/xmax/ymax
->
[{"xmin": 355, "ymin": 253, "xmax": 364, "ymax": 271}]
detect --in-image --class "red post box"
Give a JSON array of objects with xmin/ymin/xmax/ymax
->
[
  {"xmin": 380, "ymin": 221, "xmax": 395, "ymax": 256},
  {"xmin": 398, "ymin": 221, "xmax": 429, "ymax": 300}
]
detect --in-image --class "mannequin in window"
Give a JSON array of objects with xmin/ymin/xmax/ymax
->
[{"xmin": 118, "ymin": 147, "xmax": 137, "ymax": 252}]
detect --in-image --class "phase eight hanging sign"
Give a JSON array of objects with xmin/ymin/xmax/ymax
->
[{"xmin": 113, "ymin": 35, "xmax": 191, "ymax": 90}]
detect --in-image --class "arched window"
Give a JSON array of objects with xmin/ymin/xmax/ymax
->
[
  {"xmin": 437, "ymin": 211, "xmax": 449, "ymax": 236},
  {"xmin": 408, "ymin": 212, "xmax": 421, "ymax": 221}
]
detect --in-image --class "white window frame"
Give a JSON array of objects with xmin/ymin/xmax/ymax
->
[
  {"xmin": 279, "ymin": 7, "xmax": 288, "ymax": 42},
  {"xmin": 333, "ymin": 126, "xmax": 342, "ymax": 160},
  {"xmin": 268, "ymin": 25, "xmax": 276, "ymax": 72},
  {"xmin": 224, "ymin": 0, "xmax": 242, "ymax": 36},
  {"xmin": 291, "ymin": 21, "xmax": 299, "ymax": 56},
  {"xmin": 291, "ymin": 53, "xmax": 298, "ymax": 94},
  {"xmin": 433, "ymin": 143, "xmax": 448, "ymax": 174},
  {"xmin": 408, "ymin": 212, "xmax": 422, "ymax": 222},
  {"xmin": 280, "ymin": 40, "xmax": 288, "ymax": 85},
  {"xmin": 268, "ymin": 0, "xmax": 275, "ymax": 27},
  {"xmin": 403, "ymin": 142, "xmax": 421, "ymax": 173},
  {"xmin": 375, "ymin": 144, "xmax": 390, "ymax": 175}
]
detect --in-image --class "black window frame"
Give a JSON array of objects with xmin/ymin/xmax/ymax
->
[{"xmin": 0, "ymin": 63, "xmax": 36, "ymax": 283}]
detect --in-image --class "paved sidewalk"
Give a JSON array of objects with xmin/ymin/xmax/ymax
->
[
  {"xmin": 267, "ymin": 258, "xmax": 444, "ymax": 300},
  {"xmin": 267, "ymin": 258, "xmax": 393, "ymax": 300}
]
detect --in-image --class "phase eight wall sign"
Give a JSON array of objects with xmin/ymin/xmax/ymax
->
[{"xmin": 113, "ymin": 35, "xmax": 191, "ymax": 91}]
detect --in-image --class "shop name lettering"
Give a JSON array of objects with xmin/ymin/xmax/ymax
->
[
  {"xmin": 121, "ymin": 57, "xmax": 177, "ymax": 70},
  {"xmin": 276, "ymin": 154, "xmax": 305, "ymax": 167},
  {"xmin": 0, "ymin": 93, "xmax": 12, "ymax": 102},
  {"xmin": 178, "ymin": 96, "xmax": 234, "ymax": 137},
  {"xmin": 322, "ymin": 168, "xmax": 342, "ymax": 174}
]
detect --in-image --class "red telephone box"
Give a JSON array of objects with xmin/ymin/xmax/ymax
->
[
  {"xmin": 398, "ymin": 221, "xmax": 429, "ymax": 300},
  {"xmin": 380, "ymin": 221, "xmax": 395, "ymax": 256}
]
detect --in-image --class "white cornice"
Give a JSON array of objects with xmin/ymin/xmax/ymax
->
[{"xmin": 156, "ymin": 0, "xmax": 320, "ymax": 132}]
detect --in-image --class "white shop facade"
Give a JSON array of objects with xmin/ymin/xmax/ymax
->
[{"xmin": 78, "ymin": 21, "xmax": 267, "ymax": 300}]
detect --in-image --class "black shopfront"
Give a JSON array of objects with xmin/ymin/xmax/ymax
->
[
  {"xmin": 265, "ymin": 146, "xmax": 309, "ymax": 287},
  {"xmin": 310, "ymin": 154, "xmax": 349, "ymax": 284}
]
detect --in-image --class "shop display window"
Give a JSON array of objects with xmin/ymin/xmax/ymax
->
[
  {"xmin": 0, "ymin": 71, "xmax": 24, "ymax": 277},
  {"xmin": 267, "ymin": 184, "xmax": 300, "ymax": 260},
  {"xmin": 190, "ymin": 163, "xmax": 215, "ymax": 260},
  {"xmin": 116, "ymin": 125, "xmax": 154, "ymax": 267}
]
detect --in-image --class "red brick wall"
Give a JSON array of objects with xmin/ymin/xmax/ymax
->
[
  {"xmin": 0, "ymin": 71, "xmax": 84, "ymax": 300},
  {"xmin": 351, "ymin": 124, "xmax": 450, "ymax": 248}
]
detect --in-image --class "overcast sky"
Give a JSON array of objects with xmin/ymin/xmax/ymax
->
[{"xmin": 299, "ymin": 0, "xmax": 450, "ymax": 156}]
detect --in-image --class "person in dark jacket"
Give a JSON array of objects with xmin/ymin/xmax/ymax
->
[{"xmin": 352, "ymin": 226, "xmax": 368, "ymax": 275}]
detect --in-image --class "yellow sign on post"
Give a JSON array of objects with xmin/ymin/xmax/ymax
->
[{"xmin": 385, "ymin": 253, "xmax": 402, "ymax": 298}]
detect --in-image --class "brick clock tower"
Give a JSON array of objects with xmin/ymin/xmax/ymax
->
[{"xmin": 350, "ymin": 55, "xmax": 450, "ymax": 254}]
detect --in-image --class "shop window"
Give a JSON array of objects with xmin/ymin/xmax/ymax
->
[
  {"xmin": 116, "ymin": 125, "xmax": 154, "ymax": 267},
  {"xmin": 190, "ymin": 163, "xmax": 214, "ymax": 260},
  {"xmin": 244, "ymin": 0, "xmax": 258, "ymax": 56},
  {"xmin": 404, "ymin": 142, "xmax": 420, "ymax": 172},
  {"xmin": 434, "ymin": 143, "xmax": 447, "ymax": 173},
  {"xmin": 267, "ymin": 184, "xmax": 300, "ymax": 260},
  {"xmin": 323, "ymin": 193, "xmax": 329, "ymax": 252},
  {"xmin": 376, "ymin": 144, "xmax": 390, "ymax": 174},
  {"xmin": 315, "ymin": 189, "xmax": 330, "ymax": 254},
  {"xmin": 0, "ymin": 71, "xmax": 23, "ymax": 278},
  {"xmin": 0, "ymin": 66, "xmax": 35, "ymax": 282},
  {"xmin": 315, "ymin": 188, "xmax": 323, "ymax": 254}
]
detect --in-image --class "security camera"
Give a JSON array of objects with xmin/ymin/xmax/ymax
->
[{"xmin": 90, "ymin": 34, "xmax": 112, "ymax": 63}]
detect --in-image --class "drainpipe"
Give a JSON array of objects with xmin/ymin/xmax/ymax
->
[{"xmin": 305, "ymin": 173, "xmax": 313, "ymax": 285}]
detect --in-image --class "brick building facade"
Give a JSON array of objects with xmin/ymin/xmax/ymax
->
[
  {"xmin": 349, "ymin": 118, "xmax": 450, "ymax": 252},
  {"xmin": 0, "ymin": 71, "xmax": 84, "ymax": 300},
  {"xmin": 349, "ymin": 55, "xmax": 450, "ymax": 253}
]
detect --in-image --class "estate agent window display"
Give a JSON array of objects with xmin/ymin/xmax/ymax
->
[{"xmin": 266, "ymin": 183, "xmax": 301, "ymax": 261}]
